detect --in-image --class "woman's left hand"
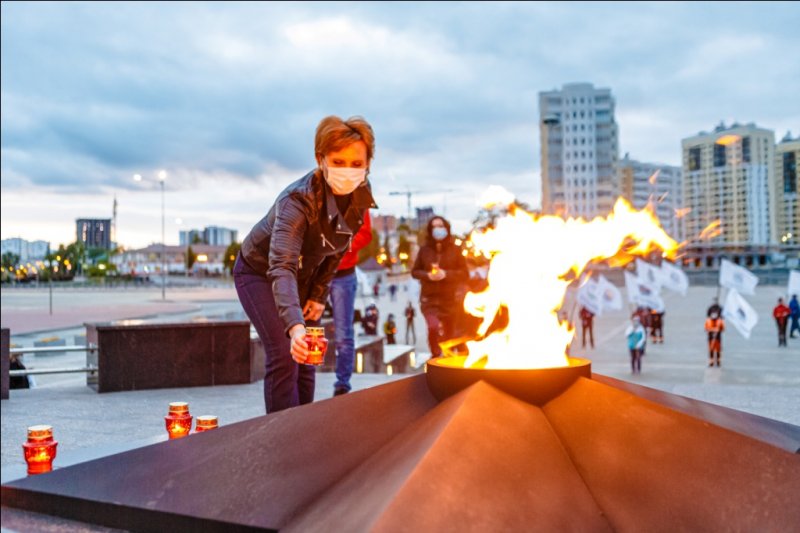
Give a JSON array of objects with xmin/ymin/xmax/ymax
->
[{"xmin": 302, "ymin": 300, "xmax": 325, "ymax": 321}]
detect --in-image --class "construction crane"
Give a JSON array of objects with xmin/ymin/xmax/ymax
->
[{"xmin": 388, "ymin": 188, "xmax": 455, "ymax": 221}]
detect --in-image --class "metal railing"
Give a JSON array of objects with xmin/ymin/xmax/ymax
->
[{"xmin": 9, "ymin": 344, "xmax": 98, "ymax": 377}]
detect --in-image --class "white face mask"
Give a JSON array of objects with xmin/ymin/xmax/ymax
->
[
  {"xmin": 432, "ymin": 227, "xmax": 448, "ymax": 241},
  {"xmin": 323, "ymin": 164, "xmax": 366, "ymax": 195}
]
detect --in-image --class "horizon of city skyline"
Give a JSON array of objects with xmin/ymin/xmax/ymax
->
[{"xmin": 2, "ymin": 2, "xmax": 798, "ymax": 249}]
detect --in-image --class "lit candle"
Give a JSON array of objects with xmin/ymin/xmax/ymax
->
[
  {"xmin": 164, "ymin": 402, "xmax": 193, "ymax": 439},
  {"xmin": 23, "ymin": 425, "xmax": 58, "ymax": 475},
  {"xmin": 304, "ymin": 327, "xmax": 328, "ymax": 366},
  {"xmin": 194, "ymin": 415, "xmax": 219, "ymax": 433}
]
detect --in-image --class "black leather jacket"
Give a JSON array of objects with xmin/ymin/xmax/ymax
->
[{"xmin": 240, "ymin": 170, "xmax": 376, "ymax": 335}]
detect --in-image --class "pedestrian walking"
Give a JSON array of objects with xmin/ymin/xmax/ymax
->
[
  {"xmin": 625, "ymin": 315, "xmax": 646, "ymax": 374},
  {"xmin": 404, "ymin": 301, "xmax": 417, "ymax": 344},
  {"xmin": 579, "ymin": 306, "xmax": 594, "ymax": 349},
  {"xmin": 789, "ymin": 294, "xmax": 800, "ymax": 339},
  {"xmin": 411, "ymin": 215, "xmax": 469, "ymax": 358},
  {"xmin": 389, "ymin": 283, "xmax": 397, "ymax": 301},
  {"xmin": 383, "ymin": 314, "xmax": 397, "ymax": 344},
  {"xmin": 773, "ymin": 298, "xmax": 791, "ymax": 347},
  {"xmin": 328, "ymin": 212, "xmax": 373, "ymax": 396},
  {"xmin": 705, "ymin": 311, "xmax": 725, "ymax": 367},
  {"xmin": 233, "ymin": 115, "xmax": 377, "ymax": 413}
]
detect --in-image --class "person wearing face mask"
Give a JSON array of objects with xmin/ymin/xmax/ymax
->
[
  {"xmin": 234, "ymin": 115, "xmax": 377, "ymax": 413},
  {"xmin": 411, "ymin": 216, "xmax": 469, "ymax": 359}
]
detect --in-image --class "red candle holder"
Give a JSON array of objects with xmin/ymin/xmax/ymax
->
[
  {"xmin": 304, "ymin": 327, "xmax": 328, "ymax": 366},
  {"xmin": 165, "ymin": 402, "xmax": 193, "ymax": 439},
  {"xmin": 194, "ymin": 415, "xmax": 218, "ymax": 433},
  {"xmin": 23, "ymin": 425, "xmax": 58, "ymax": 475}
]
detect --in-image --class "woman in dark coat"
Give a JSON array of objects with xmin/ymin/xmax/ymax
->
[
  {"xmin": 411, "ymin": 216, "xmax": 469, "ymax": 358},
  {"xmin": 234, "ymin": 116, "xmax": 377, "ymax": 413}
]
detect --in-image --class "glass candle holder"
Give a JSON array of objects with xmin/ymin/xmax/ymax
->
[
  {"xmin": 304, "ymin": 327, "xmax": 328, "ymax": 366},
  {"xmin": 194, "ymin": 415, "xmax": 219, "ymax": 433},
  {"xmin": 165, "ymin": 402, "xmax": 193, "ymax": 439},
  {"xmin": 23, "ymin": 425, "xmax": 58, "ymax": 475}
]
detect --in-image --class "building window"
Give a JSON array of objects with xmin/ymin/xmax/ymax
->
[
  {"xmin": 713, "ymin": 143, "xmax": 726, "ymax": 167},
  {"xmin": 742, "ymin": 136, "xmax": 751, "ymax": 163},
  {"xmin": 784, "ymin": 151, "xmax": 797, "ymax": 193}
]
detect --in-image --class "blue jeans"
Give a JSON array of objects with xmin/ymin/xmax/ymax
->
[
  {"xmin": 233, "ymin": 253, "xmax": 315, "ymax": 413},
  {"xmin": 329, "ymin": 272, "xmax": 358, "ymax": 391}
]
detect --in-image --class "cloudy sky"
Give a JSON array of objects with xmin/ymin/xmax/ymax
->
[{"xmin": 2, "ymin": 1, "xmax": 798, "ymax": 248}]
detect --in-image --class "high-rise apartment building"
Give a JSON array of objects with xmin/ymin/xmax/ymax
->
[
  {"xmin": 617, "ymin": 154, "xmax": 684, "ymax": 242},
  {"xmin": 76, "ymin": 219, "xmax": 112, "ymax": 249},
  {"xmin": 681, "ymin": 122, "xmax": 776, "ymax": 245},
  {"xmin": 179, "ymin": 226, "xmax": 237, "ymax": 246},
  {"xmin": 775, "ymin": 132, "xmax": 799, "ymax": 246},
  {"xmin": 539, "ymin": 82, "xmax": 619, "ymax": 219},
  {"xmin": 1, "ymin": 238, "xmax": 50, "ymax": 262}
]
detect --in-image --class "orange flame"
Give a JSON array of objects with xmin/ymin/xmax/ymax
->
[
  {"xmin": 674, "ymin": 207, "xmax": 692, "ymax": 219},
  {"xmin": 698, "ymin": 220, "xmax": 722, "ymax": 240},
  {"xmin": 461, "ymin": 190, "xmax": 678, "ymax": 369}
]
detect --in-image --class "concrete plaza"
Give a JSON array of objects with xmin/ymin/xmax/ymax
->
[{"xmin": 2, "ymin": 279, "xmax": 799, "ymax": 477}]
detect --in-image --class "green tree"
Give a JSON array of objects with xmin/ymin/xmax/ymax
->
[
  {"xmin": 1, "ymin": 252, "xmax": 20, "ymax": 270},
  {"xmin": 223, "ymin": 242, "xmax": 242, "ymax": 274},
  {"xmin": 186, "ymin": 245, "xmax": 198, "ymax": 272}
]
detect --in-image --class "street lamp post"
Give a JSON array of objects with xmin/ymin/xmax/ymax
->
[
  {"xmin": 159, "ymin": 170, "xmax": 167, "ymax": 300},
  {"xmin": 134, "ymin": 170, "xmax": 168, "ymax": 300}
]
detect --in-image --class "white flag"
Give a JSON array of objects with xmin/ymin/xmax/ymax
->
[
  {"xmin": 719, "ymin": 259, "xmax": 759, "ymax": 295},
  {"xmin": 788, "ymin": 270, "xmax": 800, "ymax": 298},
  {"xmin": 624, "ymin": 271, "xmax": 665, "ymax": 312},
  {"xmin": 635, "ymin": 258, "xmax": 663, "ymax": 289},
  {"xmin": 597, "ymin": 274, "xmax": 623, "ymax": 311},
  {"xmin": 660, "ymin": 261, "xmax": 689, "ymax": 295},
  {"xmin": 577, "ymin": 277, "xmax": 603, "ymax": 316},
  {"xmin": 722, "ymin": 288, "xmax": 759, "ymax": 339}
]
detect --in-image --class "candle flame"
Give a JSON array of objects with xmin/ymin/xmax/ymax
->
[{"xmin": 461, "ymin": 188, "xmax": 678, "ymax": 369}]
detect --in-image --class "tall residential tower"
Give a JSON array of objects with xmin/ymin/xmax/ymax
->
[
  {"xmin": 681, "ymin": 122, "xmax": 776, "ymax": 246},
  {"xmin": 539, "ymin": 82, "xmax": 619, "ymax": 219},
  {"xmin": 775, "ymin": 132, "xmax": 799, "ymax": 246}
]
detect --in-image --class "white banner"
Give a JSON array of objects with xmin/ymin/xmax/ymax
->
[
  {"xmin": 635, "ymin": 258, "xmax": 663, "ymax": 289},
  {"xmin": 624, "ymin": 271, "xmax": 665, "ymax": 312},
  {"xmin": 719, "ymin": 258, "xmax": 759, "ymax": 295},
  {"xmin": 597, "ymin": 274, "xmax": 623, "ymax": 311},
  {"xmin": 722, "ymin": 288, "xmax": 759, "ymax": 339},
  {"xmin": 577, "ymin": 277, "xmax": 603, "ymax": 316},
  {"xmin": 660, "ymin": 261, "xmax": 689, "ymax": 295},
  {"xmin": 788, "ymin": 270, "xmax": 800, "ymax": 298}
]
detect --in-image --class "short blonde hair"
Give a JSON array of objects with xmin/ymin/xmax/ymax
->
[{"xmin": 315, "ymin": 116, "xmax": 375, "ymax": 162}]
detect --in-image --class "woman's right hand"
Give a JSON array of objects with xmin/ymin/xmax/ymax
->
[{"xmin": 289, "ymin": 324, "xmax": 308, "ymax": 364}]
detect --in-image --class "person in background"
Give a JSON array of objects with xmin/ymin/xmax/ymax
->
[
  {"xmin": 404, "ymin": 301, "xmax": 417, "ymax": 344},
  {"xmin": 9, "ymin": 353, "xmax": 31, "ymax": 389},
  {"xmin": 625, "ymin": 315, "xmax": 646, "ymax": 375},
  {"xmin": 328, "ymin": 212, "xmax": 373, "ymax": 396},
  {"xmin": 649, "ymin": 308, "xmax": 665, "ymax": 344},
  {"xmin": 411, "ymin": 216, "xmax": 469, "ymax": 358},
  {"xmin": 705, "ymin": 311, "xmax": 725, "ymax": 367},
  {"xmin": 234, "ymin": 115, "xmax": 377, "ymax": 413},
  {"xmin": 389, "ymin": 283, "xmax": 397, "ymax": 301},
  {"xmin": 773, "ymin": 297, "xmax": 791, "ymax": 347},
  {"xmin": 788, "ymin": 294, "xmax": 800, "ymax": 339},
  {"xmin": 383, "ymin": 313, "xmax": 397, "ymax": 344},
  {"xmin": 362, "ymin": 302, "xmax": 379, "ymax": 335},
  {"xmin": 579, "ymin": 306, "xmax": 595, "ymax": 349}
]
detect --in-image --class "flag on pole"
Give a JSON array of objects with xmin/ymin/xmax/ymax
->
[
  {"xmin": 577, "ymin": 277, "xmax": 602, "ymax": 316},
  {"xmin": 635, "ymin": 258, "xmax": 663, "ymax": 289},
  {"xmin": 722, "ymin": 288, "xmax": 759, "ymax": 339},
  {"xmin": 788, "ymin": 269, "xmax": 800, "ymax": 298},
  {"xmin": 660, "ymin": 261, "xmax": 689, "ymax": 295},
  {"xmin": 624, "ymin": 271, "xmax": 665, "ymax": 312},
  {"xmin": 719, "ymin": 258, "xmax": 759, "ymax": 295},
  {"xmin": 597, "ymin": 274, "xmax": 623, "ymax": 311}
]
